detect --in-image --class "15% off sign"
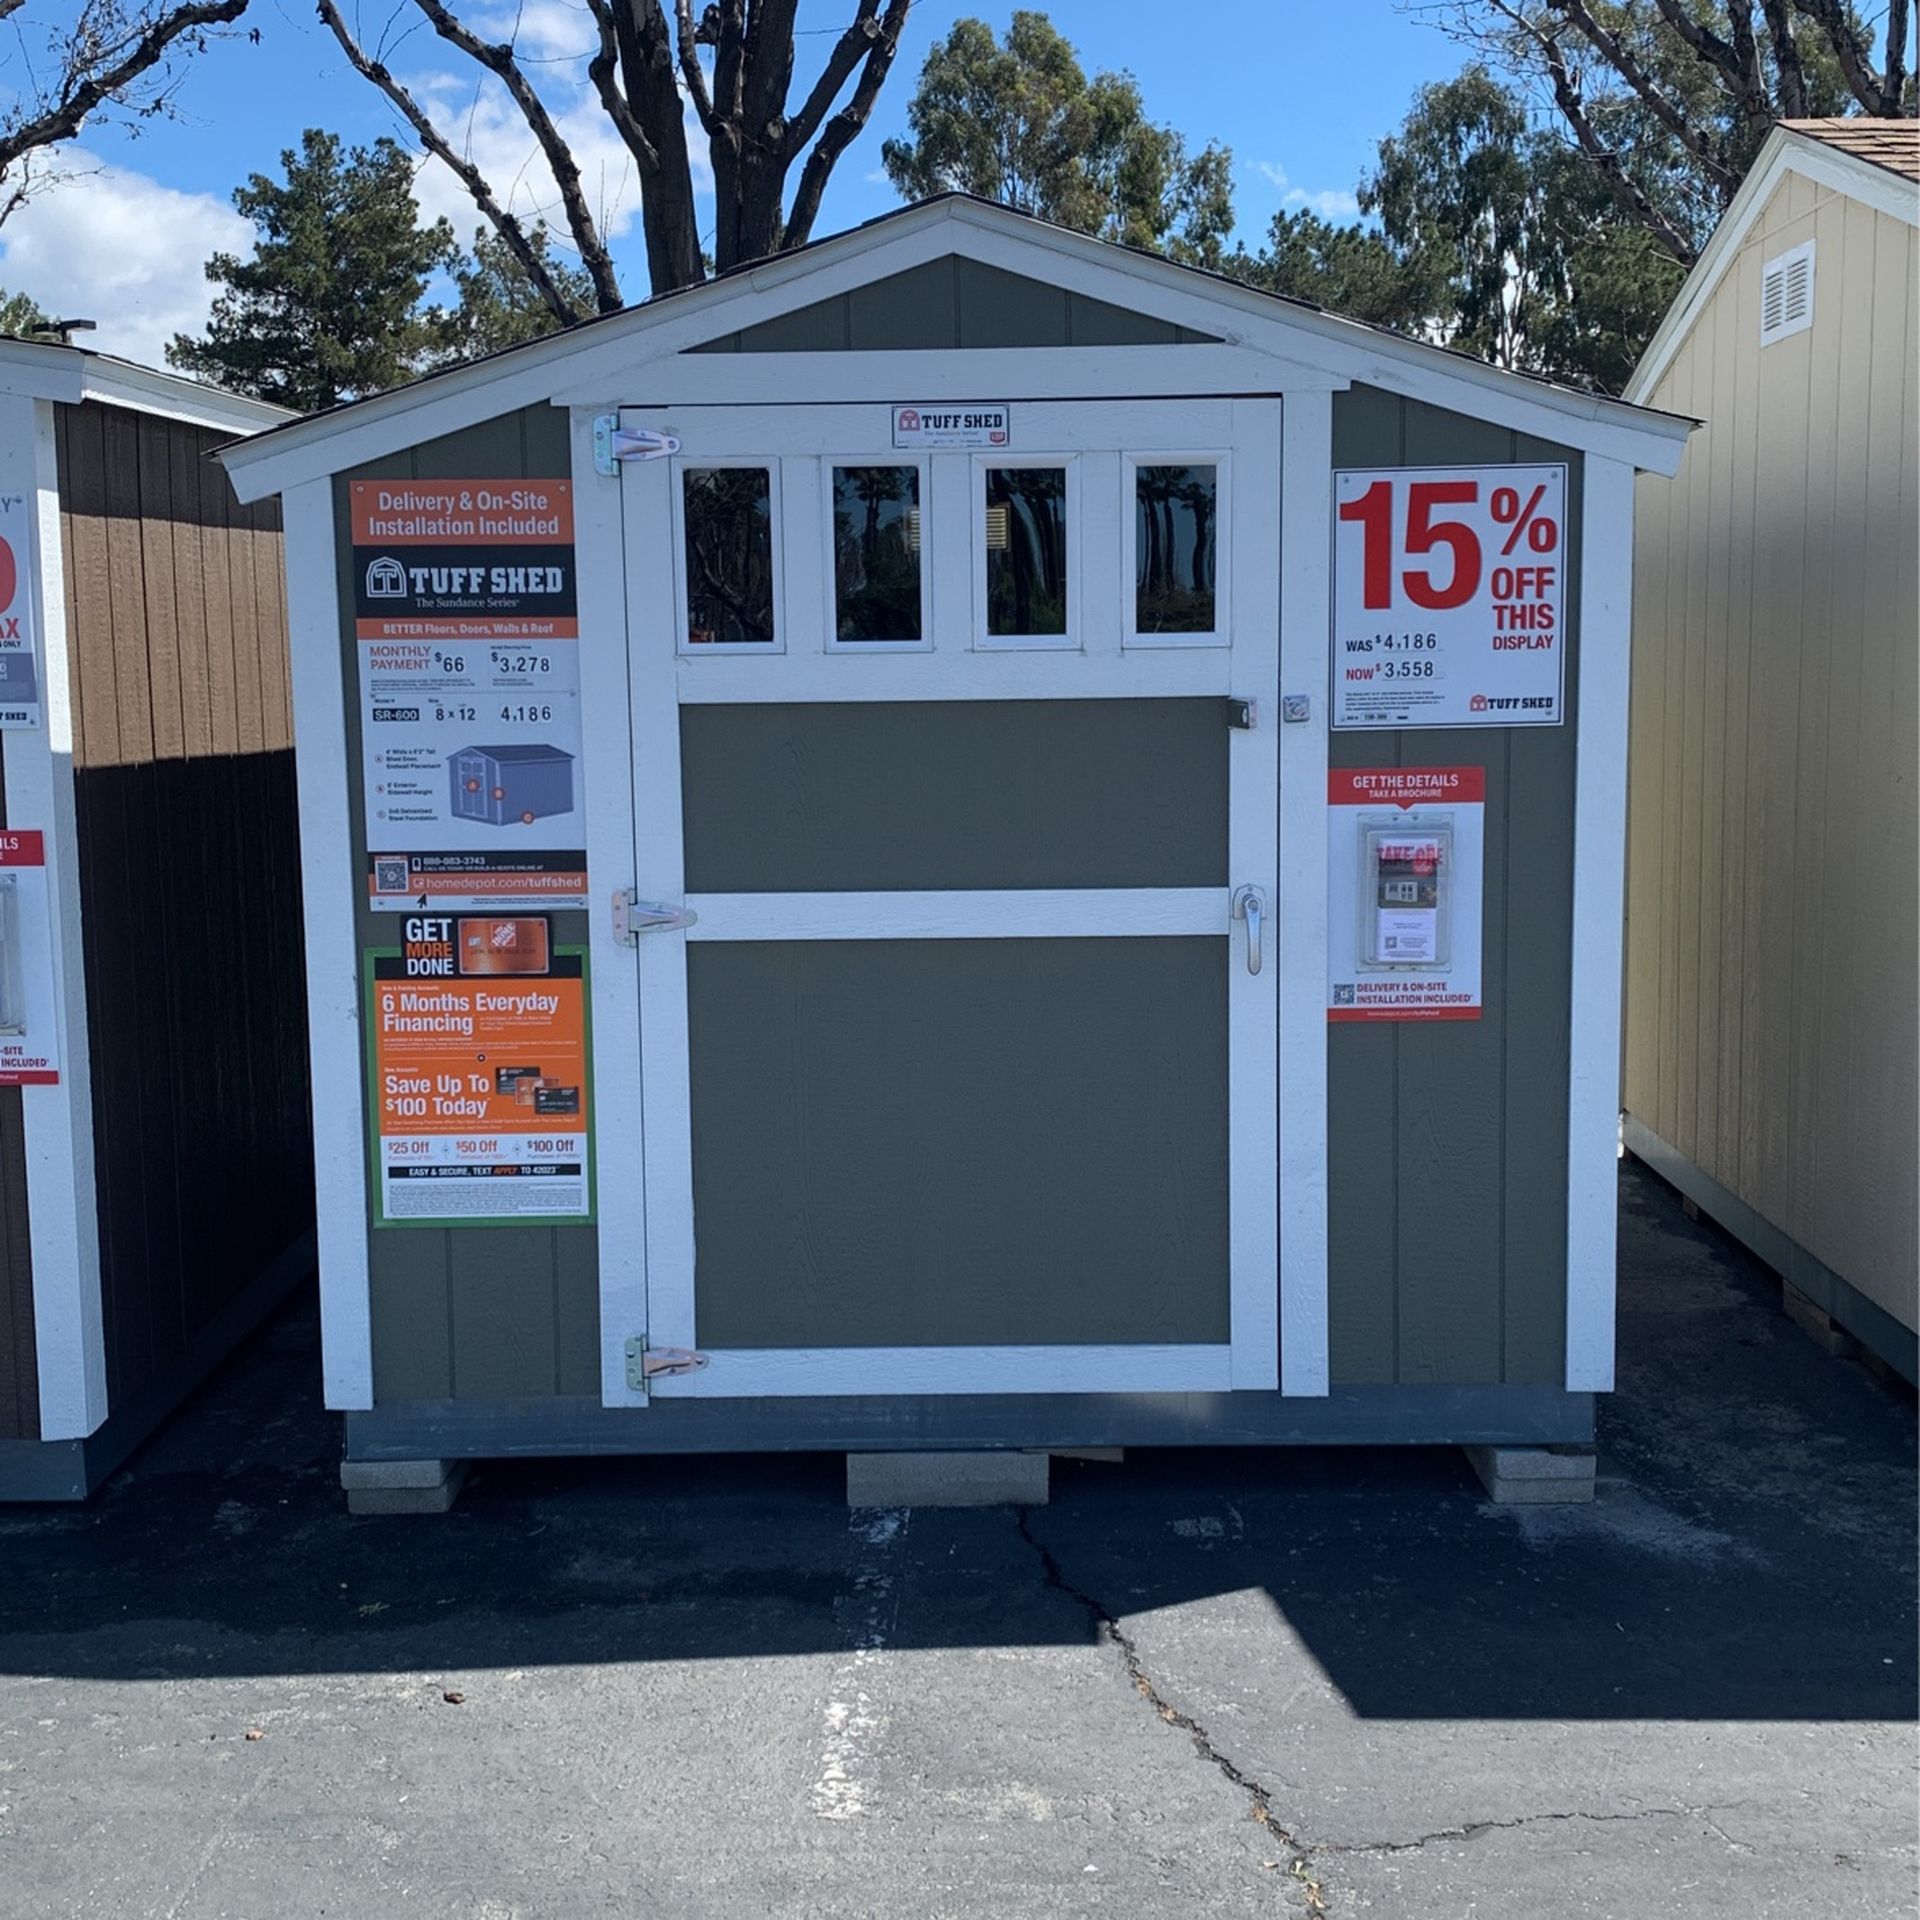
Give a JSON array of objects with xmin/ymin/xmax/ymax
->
[{"xmin": 1331, "ymin": 464, "xmax": 1567, "ymax": 730}]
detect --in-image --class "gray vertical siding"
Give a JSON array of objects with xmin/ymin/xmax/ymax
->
[
  {"xmin": 1326, "ymin": 387, "xmax": 1578, "ymax": 1387},
  {"xmin": 337, "ymin": 407, "xmax": 601, "ymax": 1403}
]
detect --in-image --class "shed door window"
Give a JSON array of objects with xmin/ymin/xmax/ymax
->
[
  {"xmin": 1132, "ymin": 462, "xmax": 1220, "ymax": 640},
  {"xmin": 682, "ymin": 466, "xmax": 777, "ymax": 647},
  {"xmin": 831, "ymin": 465, "xmax": 924, "ymax": 646},
  {"xmin": 982, "ymin": 464, "xmax": 1070, "ymax": 644}
]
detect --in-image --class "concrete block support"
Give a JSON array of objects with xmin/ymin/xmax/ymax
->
[
  {"xmin": 847, "ymin": 1450, "xmax": 1049, "ymax": 1508},
  {"xmin": 341, "ymin": 1458, "xmax": 468, "ymax": 1515},
  {"xmin": 1464, "ymin": 1444, "xmax": 1596, "ymax": 1505}
]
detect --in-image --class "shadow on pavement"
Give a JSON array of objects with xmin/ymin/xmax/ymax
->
[{"xmin": 1, "ymin": 1162, "xmax": 1912, "ymax": 1724}]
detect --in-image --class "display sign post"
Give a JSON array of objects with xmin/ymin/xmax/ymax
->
[{"xmin": 1332, "ymin": 464, "xmax": 1567, "ymax": 730}]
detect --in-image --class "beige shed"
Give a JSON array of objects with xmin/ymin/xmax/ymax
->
[{"xmin": 1622, "ymin": 119, "xmax": 1919, "ymax": 1384}]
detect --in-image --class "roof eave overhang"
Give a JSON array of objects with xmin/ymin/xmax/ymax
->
[
  {"xmin": 218, "ymin": 195, "xmax": 1696, "ymax": 503},
  {"xmin": 0, "ymin": 338, "xmax": 292, "ymax": 433}
]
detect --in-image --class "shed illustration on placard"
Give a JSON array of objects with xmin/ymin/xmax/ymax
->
[{"xmin": 449, "ymin": 743, "xmax": 576, "ymax": 825}]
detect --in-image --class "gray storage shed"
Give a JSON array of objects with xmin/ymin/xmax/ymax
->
[{"xmin": 216, "ymin": 198, "xmax": 1691, "ymax": 1505}]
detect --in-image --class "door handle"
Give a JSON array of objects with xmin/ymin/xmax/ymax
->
[{"xmin": 1231, "ymin": 884, "xmax": 1267, "ymax": 976}]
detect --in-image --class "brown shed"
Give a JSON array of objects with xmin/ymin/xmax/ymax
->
[{"xmin": 0, "ymin": 340, "xmax": 314, "ymax": 1498}]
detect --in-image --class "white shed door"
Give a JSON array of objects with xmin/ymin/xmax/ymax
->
[{"xmin": 613, "ymin": 399, "xmax": 1280, "ymax": 1400}]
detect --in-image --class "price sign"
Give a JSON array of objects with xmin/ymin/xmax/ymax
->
[{"xmin": 1332, "ymin": 464, "xmax": 1567, "ymax": 730}]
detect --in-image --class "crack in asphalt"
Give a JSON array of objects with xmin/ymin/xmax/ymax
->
[
  {"xmin": 1014, "ymin": 1507, "xmax": 1328, "ymax": 1914},
  {"xmin": 1319, "ymin": 1800, "xmax": 1761, "ymax": 1858},
  {"xmin": 1013, "ymin": 1511, "xmax": 1775, "ymax": 1912}
]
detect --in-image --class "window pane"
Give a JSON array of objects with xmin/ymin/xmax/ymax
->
[
  {"xmin": 1135, "ymin": 464, "xmax": 1217, "ymax": 634},
  {"xmin": 832, "ymin": 466, "xmax": 922, "ymax": 642},
  {"xmin": 683, "ymin": 468, "xmax": 775, "ymax": 645},
  {"xmin": 985, "ymin": 467, "xmax": 1068, "ymax": 637}
]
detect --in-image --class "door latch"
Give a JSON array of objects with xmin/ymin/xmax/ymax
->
[
  {"xmin": 1231, "ymin": 884, "xmax": 1267, "ymax": 976},
  {"xmin": 612, "ymin": 889, "xmax": 697, "ymax": 946}
]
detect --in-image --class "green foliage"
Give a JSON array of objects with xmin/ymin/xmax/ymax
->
[
  {"xmin": 166, "ymin": 129, "xmax": 459, "ymax": 410},
  {"xmin": 1223, "ymin": 209, "xmax": 1440, "ymax": 335},
  {"xmin": 435, "ymin": 227, "xmax": 597, "ymax": 366},
  {"xmin": 0, "ymin": 288, "xmax": 52, "ymax": 338},
  {"xmin": 881, "ymin": 12, "xmax": 1233, "ymax": 265}
]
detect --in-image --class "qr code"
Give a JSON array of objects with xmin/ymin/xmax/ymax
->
[
  {"xmin": 374, "ymin": 857, "xmax": 410, "ymax": 894},
  {"xmin": 1332, "ymin": 983, "xmax": 1356, "ymax": 1006}
]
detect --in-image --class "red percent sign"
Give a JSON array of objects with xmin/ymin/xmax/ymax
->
[{"xmin": 1340, "ymin": 478, "xmax": 1559, "ymax": 611}]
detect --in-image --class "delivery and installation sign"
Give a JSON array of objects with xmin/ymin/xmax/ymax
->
[
  {"xmin": 367, "ymin": 914, "xmax": 593, "ymax": 1226},
  {"xmin": 353, "ymin": 478, "xmax": 589, "ymax": 910},
  {"xmin": 1332, "ymin": 464, "xmax": 1567, "ymax": 730},
  {"xmin": 0, "ymin": 830, "xmax": 58, "ymax": 1082}
]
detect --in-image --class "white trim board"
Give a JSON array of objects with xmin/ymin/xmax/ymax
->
[
  {"xmin": 0, "ymin": 392, "xmax": 107, "ymax": 1439},
  {"xmin": 1628, "ymin": 124, "xmax": 1920, "ymax": 404},
  {"xmin": 0, "ymin": 338, "xmax": 292, "ymax": 432},
  {"xmin": 280, "ymin": 478, "xmax": 375, "ymax": 1411},
  {"xmin": 686, "ymin": 889, "xmax": 1229, "ymax": 941},
  {"xmin": 1564, "ymin": 454, "xmax": 1636, "ymax": 1393},
  {"xmin": 217, "ymin": 196, "xmax": 1693, "ymax": 506},
  {"xmin": 648, "ymin": 1343, "xmax": 1235, "ymax": 1398}
]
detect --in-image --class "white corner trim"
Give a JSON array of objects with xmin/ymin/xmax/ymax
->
[
  {"xmin": 1276, "ymin": 390, "xmax": 1332, "ymax": 1397},
  {"xmin": 1565, "ymin": 454, "xmax": 1635, "ymax": 1393},
  {"xmin": 3, "ymin": 394, "xmax": 107, "ymax": 1439},
  {"xmin": 281, "ymin": 477, "xmax": 374, "ymax": 1411},
  {"xmin": 1628, "ymin": 128, "xmax": 1920, "ymax": 405}
]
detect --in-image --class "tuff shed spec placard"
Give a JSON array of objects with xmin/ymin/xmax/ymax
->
[
  {"xmin": 352, "ymin": 479, "xmax": 589, "ymax": 909},
  {"xmin": 367, "ymin": 921, "xmax": 593, "ymax": 1226},
  {"xmin": 1332, "ymin": 464, "xmax": 1567, "ymax": 730},
  {"xmin": 0, "ymin": 496, "xmax": 41, "ymax": 730}
]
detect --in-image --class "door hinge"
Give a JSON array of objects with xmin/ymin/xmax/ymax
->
[
  {"xmin": 592, "ymin": 414, "xmax": 682, "ymax": 476},
  {"xmin": 612, "ymin": 888, "xmax": 697, "ymax": 946},
  {"xmin": 625, "ymin": 1338, "xmax": 709, "ymax": 1393}
]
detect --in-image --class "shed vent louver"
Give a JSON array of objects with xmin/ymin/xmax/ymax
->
[{"xmin": 1760, "ymin": 239, "xmax": 1815, "ymax": 346}]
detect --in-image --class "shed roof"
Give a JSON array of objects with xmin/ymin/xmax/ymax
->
[
  {"xmin": 1780, "ymin": 117, "xmax": 1920, "ymax": 181},
  {"xmin": 0, "ymin": 336, "xmax": 292, "ymax": 433},
  {"xmin": 1627, "ymin": 119, "xmax": 1920, "ymax": 404},
  {"xmin": 218, "ymin": 194, "xmax": 1693, "ymax": 504}
]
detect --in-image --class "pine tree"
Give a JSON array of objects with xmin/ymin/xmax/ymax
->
[{"xmin": 167, "ymin": 129, "xmax": 458, "ymax": 409}]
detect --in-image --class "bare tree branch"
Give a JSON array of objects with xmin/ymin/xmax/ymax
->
[
  {"xmin": 1793, "ymin": 0, "xmax": 1906, "ymax": 113},
  {"xmin": 782, "ymin": 0, "xmax": 908, "ymax": 248},
  {"xmin": 783, "ymin": 0, "xmax": 881, "ymax": 159},
  {"xmin": 317, "ymin": 0, "xmax": 592, "ymax": 326},
  {"xmin": 599, "ymin": 0, "xmax": 702, "ymax": 293},
  {"xmin": 1759, "ymin": 0, "xmax": 1810, "ymax": 117},
  {"xmin": 1516, "ymin": 4, "xmax": 1698, "ymax": 263},
  {"xmin": 582, "ymin": 0, "xmax": 660, "ymax": 168},
  {"xmin": 671, "ymin": 0, "xmax": 719, "ymax": 135},
  {"xmin": 402, "ymin": 0, "xmax": 622, "ymax": 313},
  {"xmin": 1542, "ymin": 0, "xmax": 1738, "ymax": 191},
  {"xmin": 0, "ymin": 0, "xmax": 249, "ymax": 190}
]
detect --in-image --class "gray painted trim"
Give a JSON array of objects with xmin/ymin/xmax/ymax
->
[
  {"xmin": 0, "ymin": 1230, "xmax": 315, "ymax": 1502},
  {"xmin": 1624, "ymin": 1116, "xmax": 1919, "ymax": 1387},
  {"xmin": 344, "ymin": 1383, "xmax": 1595, "ymax": 1460}
]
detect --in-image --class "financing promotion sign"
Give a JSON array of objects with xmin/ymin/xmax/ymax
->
[
  {"xmin": 1332, "ymin": 464, "xmax": 1567, "ymax": 730},
  {"xmin": 1327, "ymin": 768, "xmax": 1484, "ymax": 1023},
  {"xmin": 352, "ymin": 479, "xmax": 588, "ymax": 910},
  {"xmin": 368, "ymin": 916, "xmax": 592, "ymax": 1226},
  {"xmin": 0, "ymin": 830, "xmax": 59, "ymax": 1082},
  {"xmin": 0, "ymin": 496, "xmax": 40, "ymax": 730}
]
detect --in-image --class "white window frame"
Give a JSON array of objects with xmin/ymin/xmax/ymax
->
[
  {"xmin": 971, "ymin": 453, "xmax": 1080, "ymax": 652},
  {"xmin": 1122, "ymin": 450, "xmax": 1231, "ymax": 650},
  {"xmin": 674, "ymin": 456, "xmax": 786, "ymax": 656},
  {"xmin": 820, "ymin": 454, "xmax": 934, "ymax": 654}
]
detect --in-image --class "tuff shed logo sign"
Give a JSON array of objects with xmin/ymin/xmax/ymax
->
[{"xmin": 891, "ymin": 404, "xmax": 1011, "ymax": 448}]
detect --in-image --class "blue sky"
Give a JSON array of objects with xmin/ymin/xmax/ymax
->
[{"xmin": 0, "ymin": 0, "xmax": 1470, "ymax": 363}]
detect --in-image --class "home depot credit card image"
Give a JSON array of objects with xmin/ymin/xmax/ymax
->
[{"xmin": 367, "ymin": 946, "xmax": 592, "ymax": 1227}]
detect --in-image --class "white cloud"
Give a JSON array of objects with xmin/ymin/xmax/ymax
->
[
  {"xmin": 1251, "ymin": 161, "xmax": 1360, "ymax": 223},
  {"xmin": 0, "ymin": 152, "xmax": 250, "ymax": 366}
]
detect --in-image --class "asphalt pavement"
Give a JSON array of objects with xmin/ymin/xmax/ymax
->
[{"xmin": 0, "ymin": 1159, "xmax": 1913, "ymax": 1918}]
